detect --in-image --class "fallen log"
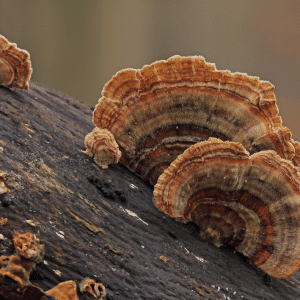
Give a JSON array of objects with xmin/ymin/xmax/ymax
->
[{"xmin": 0, "ymin": 82, "xmax": 300, "ymax": 299}]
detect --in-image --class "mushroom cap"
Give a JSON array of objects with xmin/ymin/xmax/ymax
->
[
  {"xmin": 153, "ymin": 137, "xmax": 300, "ymax": 278},
  {"xmin": 0, "ymin": 34, "xmax": 32, "ymax": 90},
  {"xmin": 84, "ymin": 127, "xmax": 122, "ymax": 169},
  {"xmin": 46, "ymin": 280, "xmax": 79, "ymax": 300},
  {"xmin": 80, "ymin": 278, "xmax": 106, "ymax": 300},
  {"xmin": 93, "ymin": 55, "xmax": 294, "ymax": 185}
]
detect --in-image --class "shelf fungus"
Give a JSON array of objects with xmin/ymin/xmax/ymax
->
[
  {"xmin": 80, "ymin": 278, "xmax": 106, "ymax": 300},
  {"xmin": 153, "ymin": 138, "xmax": 300, "ymax": 278},
  {"xmin": 46, "ymin": 280, "xmax": 79, "ymax": 300},
  {"xmin": 0, "ymin": 34, "xmax": 32, "ymax": 90},
  {"xmin": 93, "ymin": 55, "xmax": 294, "ymax": 185},
  {"xmin": 84, "ymin": 127, "xmax": 121, "ymax": 169},
  {"xmin": 0, "ymin": 232, "xmax": 44, "ymax": 285}
]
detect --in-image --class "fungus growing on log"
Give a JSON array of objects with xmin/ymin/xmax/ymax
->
[
  {"xmin": 46, "ymin": 280, "xmax": 79, "ymax": 300},
  {"xmin": 0, "ymin": 34, "xmax": 32, "ymax": 90},
  {"xmin": 13, "ymin": 232, "xmax": 45, "ymax": 262},
  {"xmin": 80, "ymin": 278, "xmax": 106, "ymax": 300},
  {"xmin": 84, "ymin": 127, "xmax": 121, "ymax": 169},
  {"xmin": 0, "ymin": 232, "xmax": 44, "ymax": 285},
  {"xmin": 93, "ymin": 55, "xmax": 294, "ymax": 185},
  {"xmin": 153, "ymin": 138, "xmax": 300, "ymax": 278}
]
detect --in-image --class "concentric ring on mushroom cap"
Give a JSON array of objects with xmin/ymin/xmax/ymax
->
[
  {"xmin": 153, "ymin": 137, "xmax": 300, "ymax": 278},
  {"xmin": 93, "ymin": 55, "xmax": 294, "ymax": 185},
  {"xmin": 0, "ymin": 34, "xmax": 32, "ymax": 90}
]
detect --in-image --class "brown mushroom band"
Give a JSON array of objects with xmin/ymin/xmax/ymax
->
[{"xmin": 153, "ymin": 138, "xmax": 300, "ymax": 278}]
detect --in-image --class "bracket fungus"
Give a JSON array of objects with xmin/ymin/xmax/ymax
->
[
  {"xmin": 153, "ymin": 138, "xmax": 300, "ymax": 278},
  {"xmin": 92, "ymin": 55, "xmax": 294, "ymax": 185},
  {"xmin": 80, "ymin": 278, "xmax": 106, "ymax": 300},
  {"xmin": 12, "ymin": 232, "xmax": 45, "ymax": 263},
  {"xmin": 0, "ymin": 232, "xmax": 44, "ymax": 285},
  {"xmin": 0, "ymin": 34, "xmax": 32, "ymax": 90},
  {"xmin": 46, "ymin": 280, "xmax": 79, "ymax": 300},
  {"xmin": 84, "ymin": 127, "xmax": 121, "ymax": 169}
]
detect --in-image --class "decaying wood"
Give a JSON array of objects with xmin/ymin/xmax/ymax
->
[{"xmin": 0, "ymin": 82, "xmax": 300, "ymax": 299}]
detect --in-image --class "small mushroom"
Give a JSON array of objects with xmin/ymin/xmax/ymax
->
[
  {"xmin": 46, "ymin": 280, "xmax": 79, "ymax": 300},
  {"xmin": 80, "ymin": 278, "xmax": 106, "ymax": 300},
  {"xmin": 84, "ymin": 127, "xmax": 121, "ymax": 169},
  {"xmin": 153, "ymin": 137, "xmax": 300, "ymax": 278},
  {"xmin": 0, "ymin": 255, "xmax": 32, "ymax": 285},
  {"xmin": 93, "ymin": 55, "xmax": 294, "ymax": 185},
  {"xmin": 0, "ymin": 34, "xmax": 32, "ymax": 90}
]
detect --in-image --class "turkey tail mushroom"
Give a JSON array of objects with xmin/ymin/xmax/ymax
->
[
  {"xmin": 46, "ymin": 281, "xmax": 79, "ymax": 300},
  {"xmin": 84, "ymin": 127, "xmax": 121, "ymax": 169},
  {"xmin": 93, "ymin": 55, "xmax": 294, "ymax": 185},
  {"xmin": 153, "ymin": 137, "xmax": 300, "ymax": 278},
  {"xmin": 0, "ymin": 34, "xmax": 32, "ymax": 90}
]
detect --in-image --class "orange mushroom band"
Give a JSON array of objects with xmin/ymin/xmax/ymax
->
[
  {"xmin": 84, "ymin": 127, "xmax": 122, "ymax": 169},
  {"xmin": 93, "ymin": 55, "xmax": 294, "ymax": 185},
  {"xmin": 153, "ymin": 138, "xmax": 300, "ymax": 278},
  {"xmin": 0, "ymin": 34, "xmax": 32, "ymax": 90}
]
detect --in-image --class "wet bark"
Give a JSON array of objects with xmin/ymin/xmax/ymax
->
[{"xmin": 0, "ymin": 82, "xmax": 300, "ymax": 300}]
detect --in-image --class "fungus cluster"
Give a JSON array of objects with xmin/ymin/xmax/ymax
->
[
  {"xmin": 0, "ymin": 34, "xmax": 32, "ymax": 90},
  {"xmin": 86, "ymin": 55, "xmax": 300, "ymax": 278},
  {"xmin": 0, "ymin": 233, "xmax": 106, "ymax": 299},
  {"xmin": 0, "ymin": 232, "xmax": 44, "ymax": 285},
  {"xmin": 45, "ymin": 278, "xmax": 106, "ymax": 300}
]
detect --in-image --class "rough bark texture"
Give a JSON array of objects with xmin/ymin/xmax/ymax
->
[{"xmin": 0, "ymin": 82, "xmax": 300, "ymax": 300}]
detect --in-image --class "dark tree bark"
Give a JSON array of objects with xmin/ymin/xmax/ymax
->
[{"xmin": 0, "ymin": 82, "xmax": 300, "ymax": 300}]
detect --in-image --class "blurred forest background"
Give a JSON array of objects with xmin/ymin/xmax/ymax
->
[{"xmin": 1, "ymin": 0, "xmax": 300, "ymax": 139}]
